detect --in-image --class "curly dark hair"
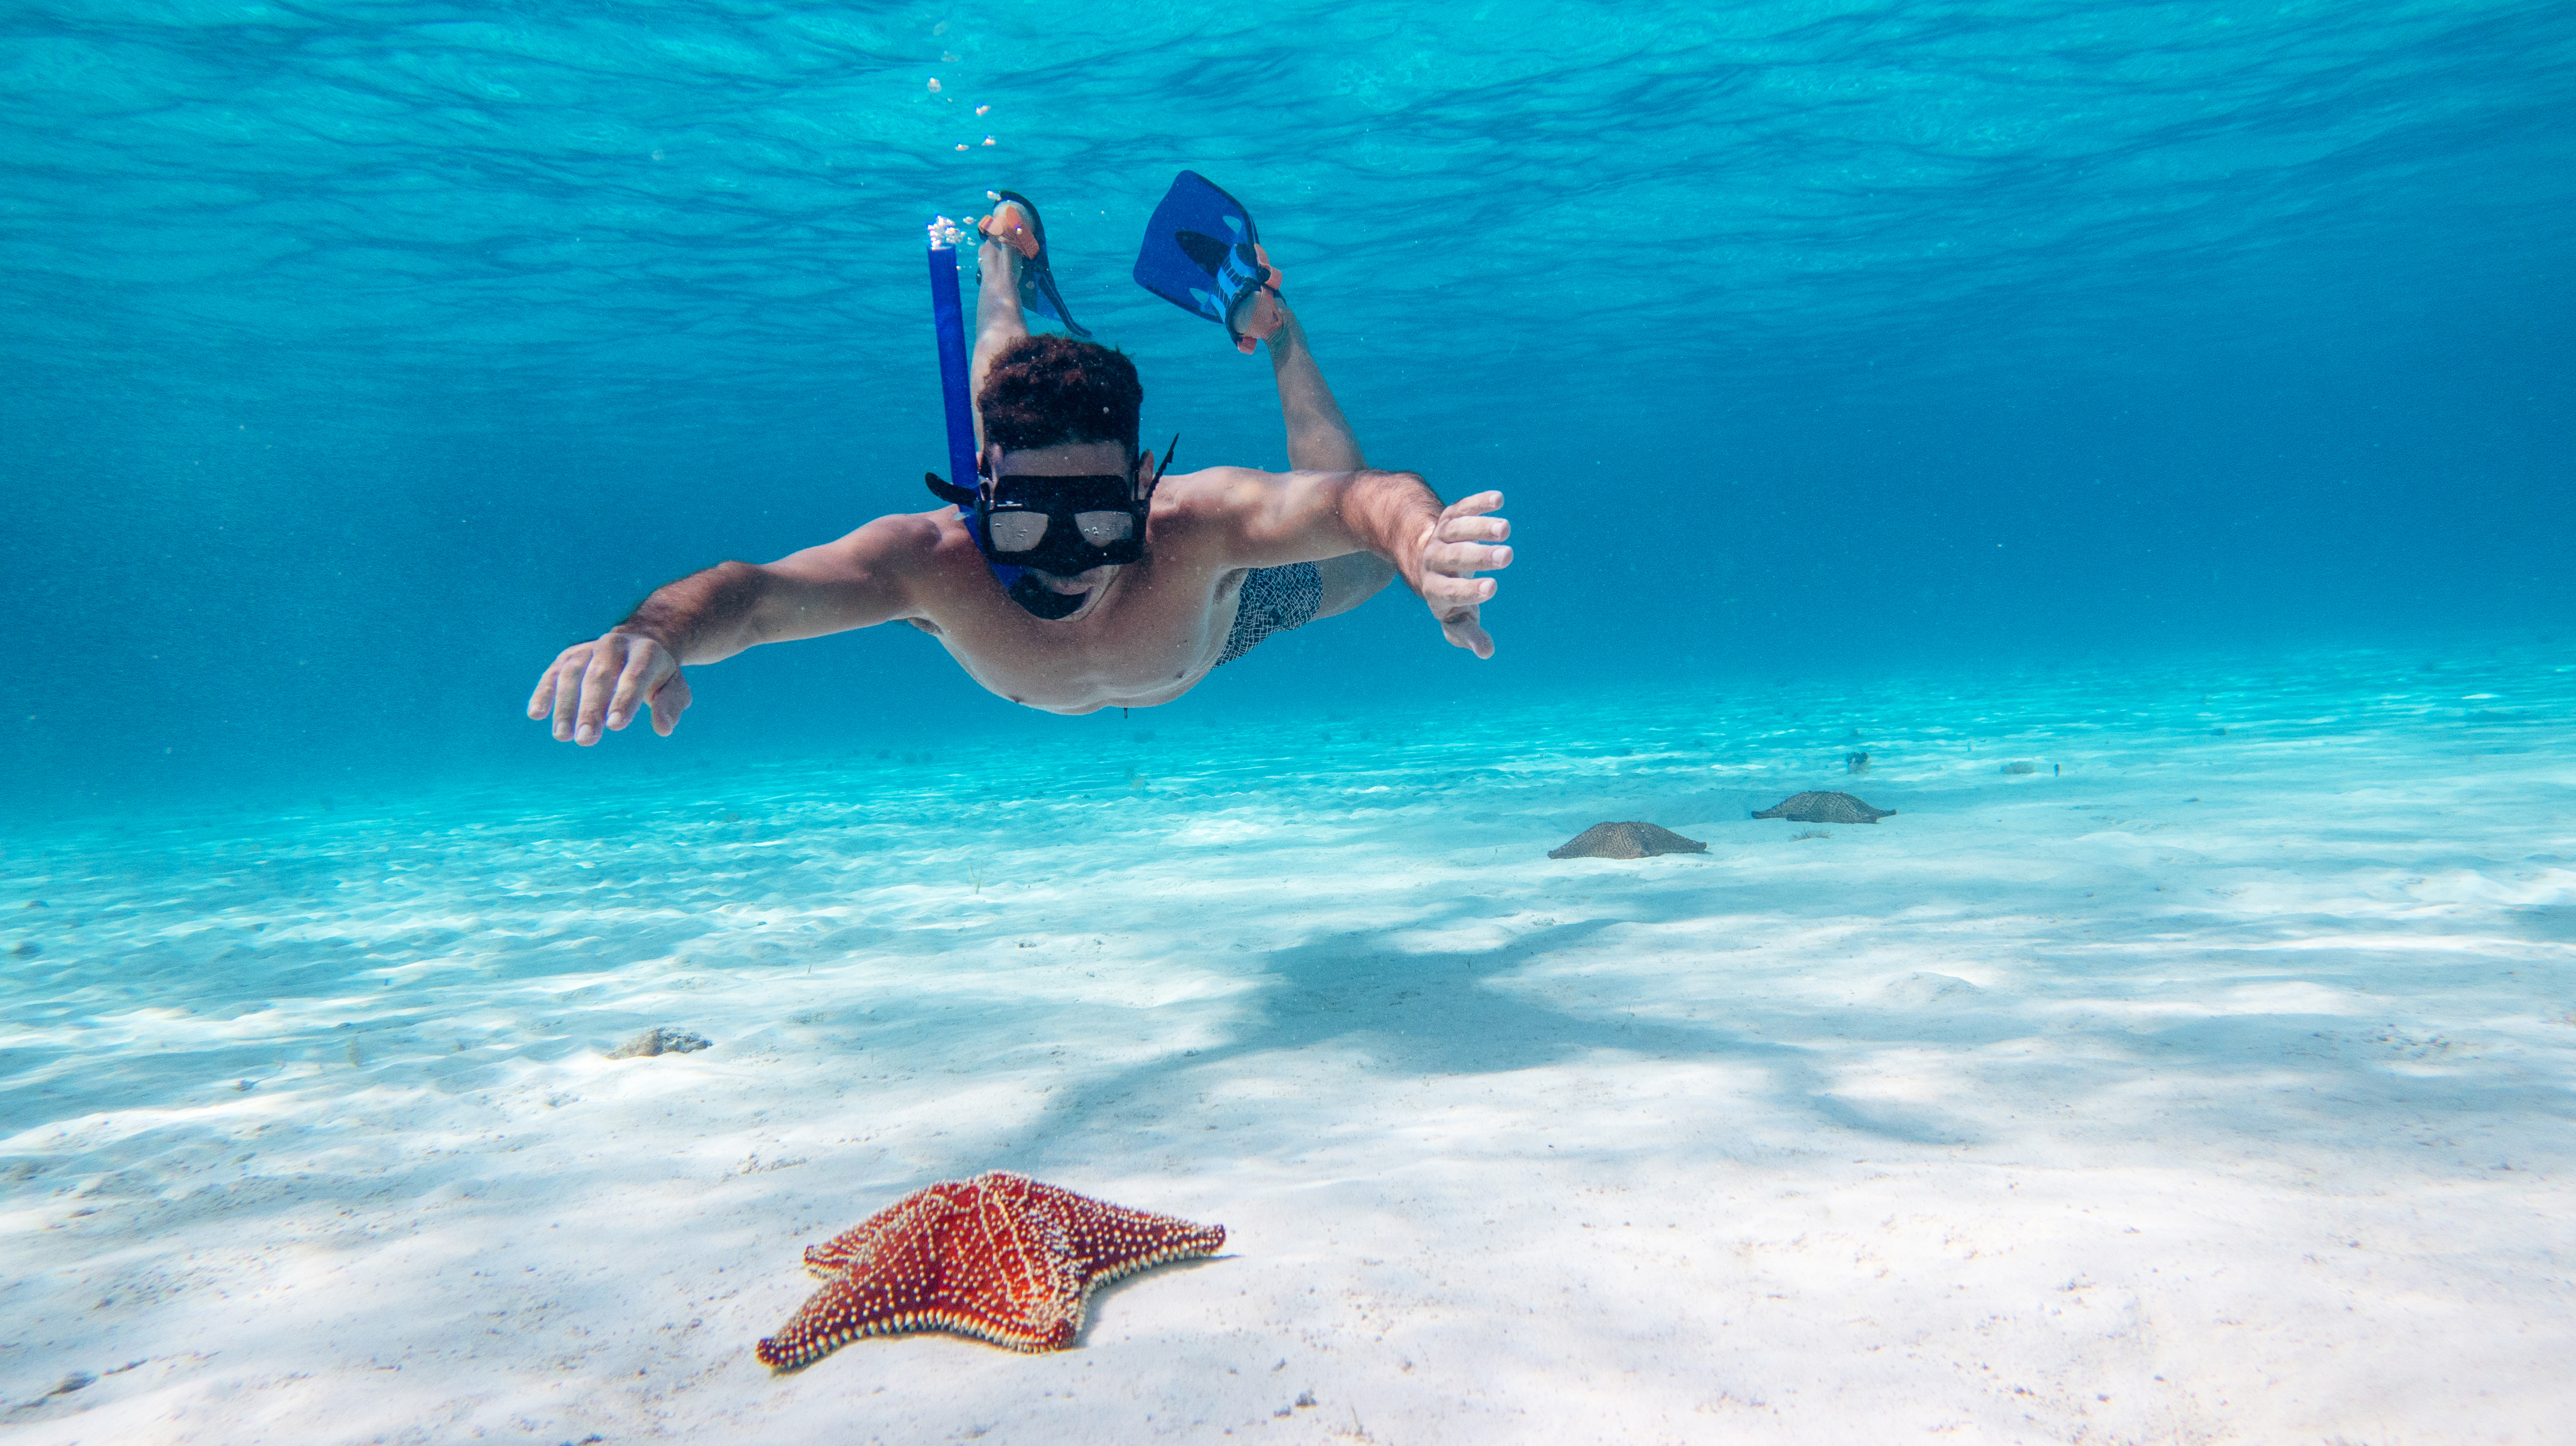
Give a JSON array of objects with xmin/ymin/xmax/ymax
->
[{"xmin": 977, "ymin": 335, "xmax": 1142, "ymax": 462}]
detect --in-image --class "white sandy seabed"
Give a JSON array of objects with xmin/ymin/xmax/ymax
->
[{"xmin": 3, "ymin": 644, "xmax": 2573, "ymax": 1446}]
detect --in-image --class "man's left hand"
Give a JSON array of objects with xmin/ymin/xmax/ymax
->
[
  {"xmin": 1229, "ymin": 243, "xmax": 1288, "ymax": 354},
  {"xmin": 1413, "ymin": 490, "xmax": 1512, "ymax": 659}
]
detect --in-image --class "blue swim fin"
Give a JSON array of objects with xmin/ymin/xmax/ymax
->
[
  {"xmin": 1133, "ymin": 171, "xmax": 1276, "ymax": 344},
  {"xmin": 993, "ymin": 189, "xmax": 1092, "ymax": 339}
]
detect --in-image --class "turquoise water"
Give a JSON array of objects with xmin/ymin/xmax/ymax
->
[
  {"xmin": 3, "ymin": 0, "xmax": 2571, "ymax": 811},
  {"xmin": 5, "ymin": 4, "xmax": 2576, "ymax": 1440}
]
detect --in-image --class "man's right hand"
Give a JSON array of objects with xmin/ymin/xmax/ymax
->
[{"xmin": 527, "ymin": 629, "xmax": 692, "ymax": 746}]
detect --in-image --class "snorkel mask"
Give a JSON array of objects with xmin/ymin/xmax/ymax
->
[
  {"xmin": 980, "ymin": 461, "xmax": 1151, "ymax": 574},
  {"xmin": 924, "ymin": 435, "xmax": 1177, "ymax": 617}
]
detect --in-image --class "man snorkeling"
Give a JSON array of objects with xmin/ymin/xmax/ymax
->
[{"xmin": 527, "ymin": 185, "xmax": 1513, "ymax": 745}]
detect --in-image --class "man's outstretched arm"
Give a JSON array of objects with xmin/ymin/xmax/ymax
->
[
  {"xmin": 1213, "ymin": 469, "xmax": 1513, "ymax": 659},
  {"xmin": 526, "ymin": 515, "xmax": 931, "ymax": 746},
  {"xmin": 1237, "ymin": 267, "xmax": 1399, "ymax": 620}
]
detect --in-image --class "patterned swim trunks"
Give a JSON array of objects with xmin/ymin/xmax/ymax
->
[{"xmin": 1216, "ymin": 562, "xmax": 1322, "ymax": 667}]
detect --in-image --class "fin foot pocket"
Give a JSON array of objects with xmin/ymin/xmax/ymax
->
[{"xmin": 992, "ymin": 189, "xmax": 1092, "ymax": 338}]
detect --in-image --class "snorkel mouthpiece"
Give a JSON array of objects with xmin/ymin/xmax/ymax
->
[{"xmin": 1007, "ymin": 571, "xmax": 1088, "ymax": 619}]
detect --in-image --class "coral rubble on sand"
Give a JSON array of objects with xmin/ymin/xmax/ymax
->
[{"xmin": 607, "ymin": 1027, "xmax": 711, "ymax": 1059}]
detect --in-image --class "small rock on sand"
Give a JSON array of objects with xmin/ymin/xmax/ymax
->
[
  {"xmin": 609, "ymin": 1027, "xmax": 712, "ymax": 1060},
  {"xmin": 1883, "ymin": 972, "xmax": 1983, "ymax": 1008}
]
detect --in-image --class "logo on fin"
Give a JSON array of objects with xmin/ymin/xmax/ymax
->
[{"xmin": 1175, "ymin": 230, "xmax": 1232, "ymax": 273}]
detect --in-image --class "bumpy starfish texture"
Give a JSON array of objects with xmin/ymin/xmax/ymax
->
[
  {"xmin": 1548, "ymin": 821, "xmax": 1708, "ymax": 859},
  {"xmin": 754, "ymin": 1171, "xmax": 1224, "ymax": 1368},
  {"xmin": 1752, "ymin": 790, "xmax": 1896, "ymax": 824}
]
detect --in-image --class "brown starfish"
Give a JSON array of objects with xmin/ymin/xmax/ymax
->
[
  {"xmin": 1548, "ymin": 821, "xmax": 1708, "ymax": 859},
  {"xmin": 1751, "ymin": 791, "xmax": 1896, "ymax": 824},
  {"xmin": 754, "ymin": 1171, "xmax": 1223, "ymax": 1367}
]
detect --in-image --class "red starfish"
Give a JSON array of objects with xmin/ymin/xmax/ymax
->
[{"xmin": 755, "ymin": 1170, "xmax": 1225, "ymax": 1367}]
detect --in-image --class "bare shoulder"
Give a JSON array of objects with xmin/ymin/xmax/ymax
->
[
  {"xmin": 773, "ymin": 507, "xmax": 960, "ymax": 578},
  {"xmin": 757, "ymin": 510, "xmax": 992, "ymax": 631},
  {"xmin": 1151, "ymin": 466, "xmax": 1282, "ymax": 528},
  {"xmin": 833, "ymin": 506, "xmax": 958, "ymax": 558}
]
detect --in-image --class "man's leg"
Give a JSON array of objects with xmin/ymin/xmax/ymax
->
[
  {"xmin": 1258, "ymin": 304, "xmax": 1397, "ymax": 618},
  {"xmin": 969, "ymin": 206, "xmax": 1038, "ymax": 447},
  {"xmin": 1311, "ymin": 551, "xmax": 1397, "ymax": 619}
]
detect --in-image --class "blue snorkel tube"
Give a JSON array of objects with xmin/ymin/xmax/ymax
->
[
  {"xmin": 926, "ymin": 217, "xmax": 982, "ymax": 500},
  {"xmin": 923, "ymin": 216, "xmax": 1027, "ymax": 589}
]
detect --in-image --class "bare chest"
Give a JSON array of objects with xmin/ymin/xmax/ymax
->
[{"xmin": 914, "ymin": 561, "xmax": 1249, "ymax": 713}]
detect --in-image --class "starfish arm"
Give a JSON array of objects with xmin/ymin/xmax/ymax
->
[
  {"xmin": 757, "ymin": 1269, "xmax": 1077, "ymax": 1364},
  {"xmin": 1036, "ymin": 1179, "xmax": 1227, "ymax": 1286},
  {"xmin": 801, "ymin": 1184, "xmax": 965, "ymax": 1278},
  {"xmin": 758, "ymin": 1270, "xmax": 930, "ymax": 1369}
]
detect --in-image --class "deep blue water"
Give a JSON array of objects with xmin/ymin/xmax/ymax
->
[{"xmin": 3, "ymin": 0, "xmax": 2571, "ymax": 817}]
